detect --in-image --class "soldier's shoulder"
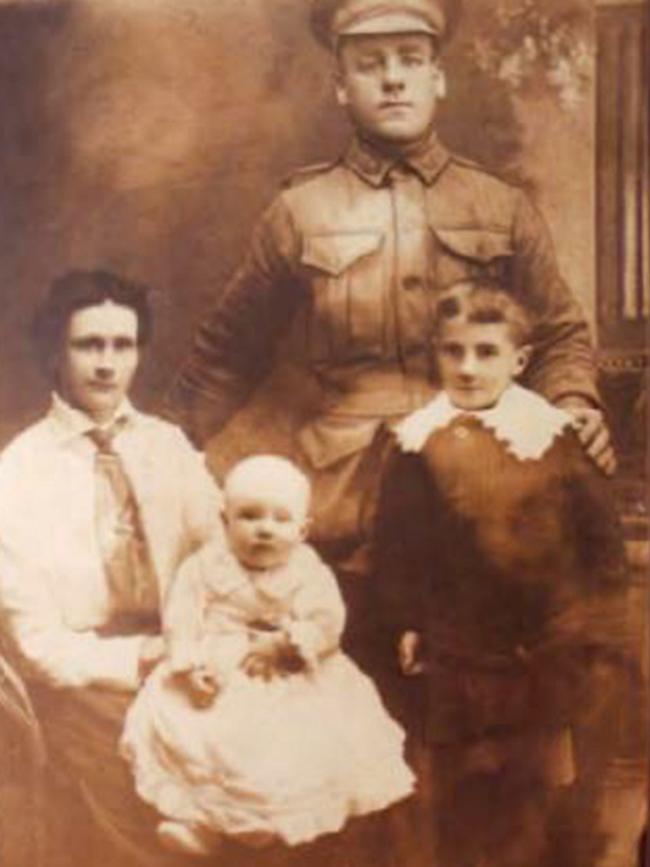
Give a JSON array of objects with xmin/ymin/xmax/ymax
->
[
  {"xmin": 281, "ymin": 158, "xmax": 341, "ymax": 190},
  {"xmin": 449, "ymin": 153, "xmax": 518, "ymax": 189},
  {"xmin": 444, "ymin": 152, "xmax": 523, "ymax": 206}
]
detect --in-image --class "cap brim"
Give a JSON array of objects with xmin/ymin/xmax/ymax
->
[{"xmin": 339, "ymin": 12, "xmax": 440, "ymax": 38}]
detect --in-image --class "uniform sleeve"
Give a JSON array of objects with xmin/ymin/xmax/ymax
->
[
  {"xmin": 0, "ymin": 542, "xmax": 144, "ymax": 692},
  {"xmin": 512, "ymin": 191, "xmax": 601, "ymax": 409},
  {"xmin": 372, "ymin": 449, "xmax": 435, "ymax": 641},
  {"xmin": 284, "ymin": 550, "xmax": 346, "ymax": 666},
  {"xmin": 165, "ymin": 195, "xmax": 305, "ymax": 447}
]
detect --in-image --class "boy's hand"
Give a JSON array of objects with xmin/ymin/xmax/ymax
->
[
  {"xmin": 183, "ymin": 667, "xmax": 219, "ymax": 708},
  {"xmin": 556, "ymin": 399, "xmax": 617, "ymax": 476},
  {"xmin": 398, "ymin": 631, "xmax": 425, "ymax": 676}
]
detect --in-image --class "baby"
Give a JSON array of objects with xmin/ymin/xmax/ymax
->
[
  {"xmin": 121, "ymin": 454, "xmax": 414, "ymax": 856},
  {"xmin": 373, "ymin": 281, "xmax": 644, "ymax": 866}
]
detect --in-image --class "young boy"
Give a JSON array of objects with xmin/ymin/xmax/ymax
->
[
  {"xmin": 373, "ymin": 281, "xmax": 645, "ymax": 867},
  {"xmin": 121, "ymin": 455, "xmax": 414, "ymax": 857}
]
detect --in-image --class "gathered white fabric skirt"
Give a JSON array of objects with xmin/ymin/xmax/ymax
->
[{"xmin": 120, "ymin": 652, "xmax": 414, "ymax": 846}]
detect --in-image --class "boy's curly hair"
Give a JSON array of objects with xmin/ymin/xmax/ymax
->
[{"xmin": 433, "ymin": 279, "xmax": 533, "ymax": 347}]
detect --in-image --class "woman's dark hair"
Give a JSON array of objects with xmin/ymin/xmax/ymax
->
[{"xmin": 31, "ymin": 269, "xmax": 152, "ymax": 375}]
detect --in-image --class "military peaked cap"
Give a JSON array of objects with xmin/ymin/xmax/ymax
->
[{"xmin": 310, "ymin": 0, "xmax": 462, "ymax": 49}]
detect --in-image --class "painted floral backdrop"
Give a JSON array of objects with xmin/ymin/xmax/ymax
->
[{"xmin": 438, "ymin": 0, "xmax": 594, "ymax": 184}]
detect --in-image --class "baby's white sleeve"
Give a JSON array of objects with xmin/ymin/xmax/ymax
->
[{"xmin": 286, "ymin": 549, "xmax": 346, "ymax": 667}]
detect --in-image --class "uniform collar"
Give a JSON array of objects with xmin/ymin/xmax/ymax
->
[
  {"xmin": 344, "ymin": 131, "xmax": 450, "ymax": 187},
  {"xmin": 394, "ymin": 384, "xmax": 574, "ymax": 461},
  {"xmin": 48, "ymin": 392, "xmax": 139, "ymax": 445}
]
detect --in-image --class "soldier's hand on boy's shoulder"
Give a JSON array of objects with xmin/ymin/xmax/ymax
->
[
  {"xmin": 555, "ymin": 397, "xmax": 617, "ymax": 476},
  {"xmin": 398, "ymin": 631, "xmax": 426, "ymax": 676}
]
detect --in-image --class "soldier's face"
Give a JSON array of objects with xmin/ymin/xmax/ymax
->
[{"xmin": 335, "ymin": 33, "xmax": 443, "ymax": 144}]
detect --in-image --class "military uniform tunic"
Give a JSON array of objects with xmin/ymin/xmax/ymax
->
[{"xmin": 168, "ymin": 133, "xmax": 599, "ymax": 563}]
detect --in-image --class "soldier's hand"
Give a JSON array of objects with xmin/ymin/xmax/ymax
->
[
  {"xmin": 556, "ymin": 400, "xmax": 617, "ymax": 476},
  {"xmin": 398, "ymin": 631, "xmax": 425, "ymax": 676}
]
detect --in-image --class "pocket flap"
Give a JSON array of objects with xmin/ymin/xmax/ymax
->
[
  {"xmin": 433, "ymin": 228, "xmax": 512, "ymax": 262},
  {"xmin": 301, "ymin": 231, "xmax": 383, "ymax": 276},
  {"xmin": 297, "ymin": 415, "xmax": 380, "ymax": 469}
]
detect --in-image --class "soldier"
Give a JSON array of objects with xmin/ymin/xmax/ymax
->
[{"xmin": 167, "ymin": 0, "xmax": 613, "ymax": 667}]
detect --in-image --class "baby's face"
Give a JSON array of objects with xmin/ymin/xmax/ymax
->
[
  {"xmin": 224, "ymin": 489, "xmax": 308, "ymax": 571},
  {"xmin": 436, "ymin": 319, "xmax": 528, "ymax": 410}
]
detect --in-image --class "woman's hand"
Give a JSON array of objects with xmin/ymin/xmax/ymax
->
[{"xmin": 242, "ymin": 631, "xmax": 305, "ymax": 680}]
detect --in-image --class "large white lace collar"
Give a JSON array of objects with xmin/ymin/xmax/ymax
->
[{"xmin": 393, "ymin": 384, "xmax": 574, "ymax": 461}]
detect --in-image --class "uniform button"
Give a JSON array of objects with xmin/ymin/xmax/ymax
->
[
  {"xmin": 402, "ymin": 275, "xmax": 424, "ymax": 291},
  {"xmin": 454, "ymin": 426, "xmax": 470, "ymax": 440}
]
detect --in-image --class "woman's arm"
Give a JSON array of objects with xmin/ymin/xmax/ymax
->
[
  {"xmin": 0, "ymin": 542, "xmax": 145, "ymax": 691},
  {"xmin": 162, "ymin": 547, "xmax": 210, "ymax": 674}
]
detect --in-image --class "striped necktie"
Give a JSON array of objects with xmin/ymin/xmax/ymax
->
[{"xmin": 88, "ymin": 423, "xmax": 158, "ymax": 615}]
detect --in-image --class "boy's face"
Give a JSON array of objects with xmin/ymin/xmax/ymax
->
[
  {"xmin": 56, "ymin": 300, "xmax": 139, "ymax": 424},
  {"xmin": 437, "ymin": 319, "xmax": 529, "ymax": 410},
  {"xmin": 224, "ymin": 489, "xmax": 308, "ymax": 572},
  {"xmin": 335, "ymin": 33, "xmax": 443, "ymax": 145}
]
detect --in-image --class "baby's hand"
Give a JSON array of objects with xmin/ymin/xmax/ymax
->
[
  {"xmin": 241, "ymin": 650, "xmax": 279, "ymax": 681},
  {"xmin": 248, "ymin": 629, "xmax": 285, "ymax": 655},
  {"xmin": 274, "ymin": 642, "xmax": 307, "ymax": 676},
  {"xmin": 398, "ymin": 631, "xmax": 425, "ymax": 676},
  {"xmin": 179, "ymin": 666, "xmax": 219, "ymax": 708}
]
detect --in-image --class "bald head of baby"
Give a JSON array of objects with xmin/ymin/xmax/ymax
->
[{"xmin": 223, "ymin": 455, "xmax": 311, "ymax": 571}]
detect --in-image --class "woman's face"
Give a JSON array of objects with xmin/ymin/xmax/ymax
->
[{"xmin": 56, "ymin": 301, "xmax": 139, "ymax": 423}]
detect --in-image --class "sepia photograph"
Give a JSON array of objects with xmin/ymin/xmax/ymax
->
[{"xmin": 0, "ymin": 1, "xmax": 647, "ymax": 865}]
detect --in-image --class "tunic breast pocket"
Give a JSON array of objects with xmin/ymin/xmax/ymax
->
[
  {"xmin": 430, "ymin": 226, "xmax": 513, "ymax": 291},
  {"xmin": 300, "ymin": 230, "xmax": 385, "ymax": 361}
]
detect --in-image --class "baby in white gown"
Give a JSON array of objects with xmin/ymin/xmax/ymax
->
[{"xmin": 120, "ymin": 455, "xmax": 414, "ymax": 856}]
